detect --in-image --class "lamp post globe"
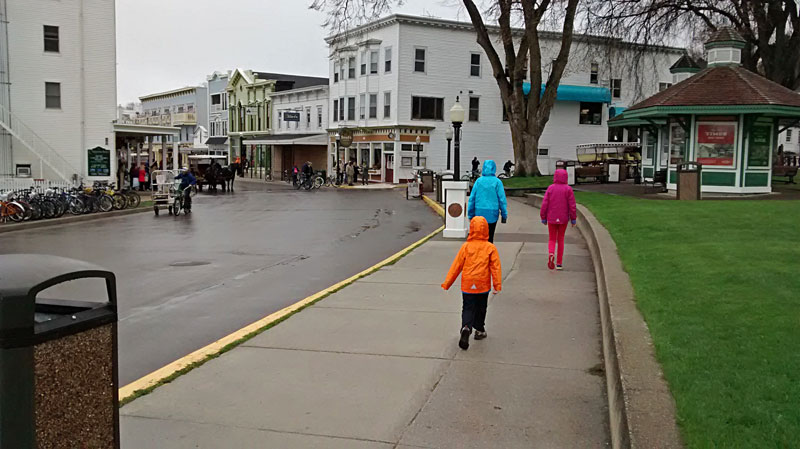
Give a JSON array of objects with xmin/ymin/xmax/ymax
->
[{"xmin": 449, "ymin": 97, "xmax": 465, "ymax": 179}]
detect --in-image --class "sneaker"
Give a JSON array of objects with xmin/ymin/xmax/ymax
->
[
  {"xmin": 556, "ymin": 264, "xmax": 563, "ymax": 271},
  {"xmin": 547, "ymin": 254, "xmax": 555, "ymax": 270},
  {"xmin": 459, "ymin": 326, "xmax": 471, "ymax": 350},
  {"xmin": 474, "ymin": 330, "xmax": 487, "ymax": 340}
]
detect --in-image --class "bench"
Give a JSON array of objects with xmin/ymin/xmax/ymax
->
[
  {"xmin": 645, "ymin": 168, "xmax": 667, "ymax": 192},
  {"xmin": 772, "ymin": 165, "xmax": 798, "ymax": 184}
]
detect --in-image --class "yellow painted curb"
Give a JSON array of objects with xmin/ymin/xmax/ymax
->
[
  {"xmin": 118, "ymin": 223, "xmax": 445, "ymax": 403},
  {"xmin": 422, "ymin": 195, "xmax": 444, "ymax": 217}
]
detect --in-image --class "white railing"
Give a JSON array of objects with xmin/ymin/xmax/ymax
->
[
  {"xmin": 0, "ymin": 177, "xmax": 76, "ymax": 192},
  {"xmin": 0, "ymin": 103, "xmax": 79, "ymax": 183}
]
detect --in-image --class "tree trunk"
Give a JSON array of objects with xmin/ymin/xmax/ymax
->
[{"xmin": 509, "ymin": 118, "xmax": 540, "ymax": 177}]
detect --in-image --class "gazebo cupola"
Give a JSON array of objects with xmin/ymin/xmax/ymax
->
[
  {"xmin": 669, "ymin": 54, "xmax": 704, "ymax": 84},
  {"xmin": 705, "ymin": 27, "xmax": 746, "ymax": 67}
]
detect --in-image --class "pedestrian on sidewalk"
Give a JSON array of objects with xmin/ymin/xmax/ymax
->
[
  {"xmin": 467, "ymin": 160, "xmax": 508, "ymax": 243},
  {"xmin": 540, "ymin": 168, "xmax": 577, "ymax": 271},
  {"xmin": 441, "ymin": 216, "xmax": 502, "ymax": 350},
  {"xmin": 138, "ymin": 164, "xmax": 146, "ymax": 191},
  {"xmin": 346, "ymin": 161, "xmax": 355, "ymax": 186}
]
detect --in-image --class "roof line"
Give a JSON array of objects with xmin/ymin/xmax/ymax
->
[
  {"xmin": 140, "ymin": 86, "xmax": 201, "ymax": 101},
  {"xmin": 734, "ymin": 68, "xmax": 771, "ymax": 105}
]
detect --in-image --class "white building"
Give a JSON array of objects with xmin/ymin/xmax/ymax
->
[
  {"xmin": 206, "ymin": 71, "xmax": 230, "ymax": 155},
  {"xmin": 0, "ymin": 0, "xmax": 116, "ymax": 182},
  {"xmin": 268, "ymin": 85, "xmax": 329, "ymax": 179},
  {"xmin": 326, "ymin": 14, "xmax": 684, "ymax": 182},
  {"xmin": 139, "ymin": 86, "xmax": 209, "ymax": 164}
]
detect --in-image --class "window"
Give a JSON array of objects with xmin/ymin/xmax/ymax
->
[
  {"xmin": 317, "ymin": 106, "xmax": 323, "ymax": 128},
  {"xmin": 659, "ymin": 82, "xmax": 672, "ymax": 92},
  {"xmin": 468, "ymin": 97, "xmax": 480, "ymax": 122},
  {"xmin": 187, "ymin": 104, "xmax": 194, "ymax": 112},
  {"xmin": 414, "ymin": 48, "xmax": 426, "ymax": 73},
  {"xmin": 359, "ymin": 93, "xmax": 366, "ymax": 119},
  {"xmin": 788, "ymin": 129, "xmax": 793, "ymax": 142},
  {"xmin": 339, "ymin": 97, "xmax": 345, "ymax": 121},
  {"xmin": 222, "ymin": 94, "xmax": 228, "ymax": 110},
  {"xmin": 333, "ymin": 99, "xmax": 339, "ymax": 122},
  {"xmin": 401, "ymin": 157, "xmax": 413, "ymax": 167},
  {"xmin": 45, "ymin": 82, "xmax": 61, "ymax": 109},
  {"xmin": 611, "ymin": 79, "xmax": 622, "ymax": 98},
  {"xmin": 339, "ymin": 58, "xmax": 345, "ymax": 81},
  {"xmin": 306, "ymin": 107, "xmax": 311, "ymax": 128},
  {"xmin": 383, "ymin": 91, "xmax": 391, "ymax": 118},
  {"xmin": 579, "ymin": 102, "xmax": 602, "ymax": 125},
  {"xmin": 370, "ymin": 50, "xmax": 378, "ymax": 74},
  {"xmin": 411, "ymin": 96, "xmax": 443, "ymax": 120},
  {"xmin": 277, "ymin": 111, "xmax": 282, "ymax": 129},
  {"xmin": 334, "ymin": 61, "xmax": 339, "ymax": 82},
  {"xmin": 384, "ymin": 47, "xmax": 392, "ymax": 73},
  {"xmin": 360, "ymin": 50, "xmax": 367, "ymax": 75},
  {"xmin": 470, "ymin": 53, "xmax": 481, "ymax": 77},
  {"xmin": 369, "ymin": 94, "xmax": 377, "ymax": 119},
  {"xmin": 211, "ymin": 94, "xmax": 221, "ymax": 105},
  {"xmin": 43, "ymin": 25, "xmax": 59, "ymax": 53},
  {"xmin": 590, "ymin": 62, "xmax": 599, "ymax": 84},
  {"xmin": 348, "ymin": 56, "xmax": 355, "ymax": 78},
  {"xmin": 347, "ymin": 96, "xmax": 355, "ymax": 120}
]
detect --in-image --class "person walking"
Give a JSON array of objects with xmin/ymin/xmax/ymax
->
[
  {"xmin": 540, "ymin": 168, "xmax": 577, "ymax": 271},
  {"xmin": 471, "ymin": 157, "xmax": 480, "ymax": 176},
  {"xmin": 138, "ymin": 163, "xmax": 146, "ymax": 191},
  {"xmin": 346, "ymin": 161, "xmax": 355, "ymax": 186},
  {"xmin": 441, "ymin": 216, "xmax": 502, "ymax": 350},
  {"xmin": 467, "ymin": 160, "xmax": 508, "ymax": 243},
  {"xmin": 129, "ymin": 163, "xmax": 139, "ymax": 190},
  {"xmin": 353, "ymin": 162, "xmax": 360, "ymax": 184}
]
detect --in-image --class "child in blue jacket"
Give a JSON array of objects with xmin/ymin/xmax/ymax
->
[{"xmin": 467, "ymin": 160, "xmax": 508, "ymax": 243}]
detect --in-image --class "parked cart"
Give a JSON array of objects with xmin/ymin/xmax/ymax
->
[{"xmin": 151, "ymin": 170, "xmax": 177, "ymax": 216}]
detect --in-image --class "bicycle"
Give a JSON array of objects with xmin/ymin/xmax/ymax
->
[{"xmin": 0, "ymin": 193, "xmax": 24, "ymax": 223}]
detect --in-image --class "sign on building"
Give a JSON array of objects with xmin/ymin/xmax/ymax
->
[
  {"xmin": 284, "ymin": 111, "xmax": 300, "ymax": 122},
  {"xmin": 246, "ymin": 107, "xmax": 257, "ymax": 116},
  {"xmin": 87, "ymin": 147, "xmax": 111, "ymax": 177}
]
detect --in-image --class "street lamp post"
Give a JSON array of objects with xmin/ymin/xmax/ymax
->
[
  {"xmin": 334, "ymin": 132, "xmax": 341, "ymax": 183},
  {"xmin": 449, "ymin": 96, "xmax": 465, "ymax": 179},
  {"xmin": 415, "ymin": 135, "xmax": 422, "ymax": 167},
  {"xmin": 444, "ymin": 128, "xmax": 453, "ymax": 171}
]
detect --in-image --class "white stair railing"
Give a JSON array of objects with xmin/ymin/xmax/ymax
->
[{"xmin": 0, "ymin": 103, "xmax": 79, "ymax": 183}]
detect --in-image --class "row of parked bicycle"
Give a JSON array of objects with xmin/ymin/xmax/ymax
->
[
  {"xmin": 0, "ymin": 182, "xmax": 141, "ymax": 223},
  {"xmin": 283, "ymin": 171, "xmax": 370, "ymax": 190}
]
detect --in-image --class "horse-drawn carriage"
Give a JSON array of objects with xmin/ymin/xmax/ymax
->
[
  {"xmin": 574, "ymin": 143, "xmax": 641, "ymax": 183},
  {"xmin": 188, "ymin": 155, "xmax": 234, "ymax": 192}
]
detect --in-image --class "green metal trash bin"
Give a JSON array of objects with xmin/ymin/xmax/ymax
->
[{"xmin": 0, "ymin": 255, "xmax": 119, "ymax": 449}]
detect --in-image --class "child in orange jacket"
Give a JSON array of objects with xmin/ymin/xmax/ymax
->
[{"xmin": 441, "ymin": 216, "xmax": 502, "ymax": 350}]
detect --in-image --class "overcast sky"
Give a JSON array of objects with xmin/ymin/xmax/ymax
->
[{"xmin": 116, "ymin": 0, "xmax": 467, "ymax": 105}]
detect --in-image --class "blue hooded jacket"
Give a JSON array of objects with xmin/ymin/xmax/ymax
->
[{"xmin": 467, "ymin": 160, "xmax": 508, "ymax": 224}]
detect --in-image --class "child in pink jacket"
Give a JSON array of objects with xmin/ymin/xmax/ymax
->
[{"xmin": 540, "ymin": 169, "xmax": 577, "ymax": 270}]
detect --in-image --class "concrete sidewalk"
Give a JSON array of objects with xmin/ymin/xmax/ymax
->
[{"xmin": 120, "ymin": 198, "xmax": 608, "ymax": 448}]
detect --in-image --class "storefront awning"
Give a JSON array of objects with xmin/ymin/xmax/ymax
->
[
  {"xmin": 206, "ymin": 136, "xmax": 228, "ymax": 145},
  {"xmin": 522, "ymin": 83, "xmax": 612, "ymax": 103},
  {"xmin": 243, "ymin": 133, "xmax": 328, "ymax": 146},
  {"xmin": 609, "ymin": 106, "xmax": 627, "ymax": 119}
]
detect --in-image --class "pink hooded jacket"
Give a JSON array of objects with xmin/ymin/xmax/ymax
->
[{"xmin": 540, "ymin": 169, "xmax": 577, "ymax": 225}]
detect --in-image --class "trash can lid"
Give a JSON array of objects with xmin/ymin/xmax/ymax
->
[{"xmin": 0, "ymin": 254, "xmax": 114, "ymax": 300}]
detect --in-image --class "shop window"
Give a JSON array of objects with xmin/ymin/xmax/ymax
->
[
  {"xmin": 401, "ymin": 157, "xmax": 413, "ymax": 167},
  {"xmin": 45, "ymin": 82, "xmax": 61, "ymax": 109},
  {"xmin": 373, "ymin": 146, "xmax": 382, "ymax": 169},
  {"xmin": 414, "ymin": 48, "xmax": 426, "ymax": 73},
  {"xmin": 43, "ymin": 25, "xmax": 59, "ymax": 53},
  {"xmin": 411, "ymin": 96, "xmax": 443, "ymax": 120},
  {"xmin": 669, "ymin": 122, "xmax": 687, "ymax": 164},
  {"xmin": 469, "ymin": 97, "xmax": 480, "ymax": 122},
  {"xmin": 579, "ymin": 102, "xmax": 602, "ymax": 125},
  {"xmin": 590, "ymin": 62, "xmax": 598, "ymax": 84}
]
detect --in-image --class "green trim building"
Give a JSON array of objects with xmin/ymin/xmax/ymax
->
[{"xmin": 610, "ymin": 28, "xmax": 800, "ymax": 194}]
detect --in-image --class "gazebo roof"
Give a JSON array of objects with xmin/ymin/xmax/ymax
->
[
  {"xmin": 625, "ymin": 65, "xmax": 800, "ymax": 112},
  {"xmin": 669, "ymin": 54, "xmax": 704, "ymax": 72},
  {"xmin": 706, "ymin": 27, "xmax": 746, "ymax": 46}
]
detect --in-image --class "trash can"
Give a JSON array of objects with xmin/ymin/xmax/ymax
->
[
  {"xmin": 419, "ymin": 170, "xmax": 435, "ymax": 193},
  {"xmin": 0, "ymin": 255, "xmax": 119, "ymax": 448},
  {"xmin": 677, "ymin": 162, "xmax": 702, "ymax": 200}
]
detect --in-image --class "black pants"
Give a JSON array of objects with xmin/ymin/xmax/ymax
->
[
  {"xmin": 487, "ymin": 221, "xmax": 497, "ymax": 243},
  {"xmin": 462, "ymin": 292, "xmax": 489, "ymax": 332}
]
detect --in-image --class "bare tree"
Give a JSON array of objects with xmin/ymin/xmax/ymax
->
[
  {"xmin": 583, "ymin": 0, "xmax": 800, "ymax": 90},
  {"xmin": 311, "ymin": 0, "xmax": 581, "ymax": 176}
]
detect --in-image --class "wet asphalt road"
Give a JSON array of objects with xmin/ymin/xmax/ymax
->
[{"xmin": 0, "ymin": 182, "xmax": 441, "ymax": 384}]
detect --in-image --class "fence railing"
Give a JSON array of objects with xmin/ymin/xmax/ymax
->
[
  {"xmin": 0, "ymin": 177, "xmax": 77, "ymax": 192},
  {"xmin": 0, "ymin": 103, "xmax": 78, "ymax": 183}
]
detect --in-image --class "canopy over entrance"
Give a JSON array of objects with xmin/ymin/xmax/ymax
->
[{"xmin": 522, "ymin": 83, "xmax": 611, "ymax": 103}]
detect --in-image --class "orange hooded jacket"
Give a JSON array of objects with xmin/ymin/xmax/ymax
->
[{"xmin": 441, "ymin": 216, "xmax": 502, "ymax": 293}]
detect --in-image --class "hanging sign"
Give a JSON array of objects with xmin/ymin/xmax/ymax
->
[
  {"xmin": 696, "ymin": 123, "xmax": 736, "ymax": 166},
  {"xmin": 339, "ymin": 129, "xmax": 353, "ymax": 147},
  {"xmin": 87, "ymin": 147, "xmax": 110, "ymax": 177}
]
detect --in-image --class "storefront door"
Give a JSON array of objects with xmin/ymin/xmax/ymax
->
[{"xmin": 385, "ymin": 154, "xmax": 394, "ymax": 183}]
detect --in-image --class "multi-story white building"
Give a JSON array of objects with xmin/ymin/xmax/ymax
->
[
  {"xmin": 139, "ymin": 86, "xmax": 209, "ymax": 163},
  {"xmin": 206, "ymin": 71, "xmax": 230, "ymax": 155},
  {"xmin": 0, "ymin": 0, "xmax": 116, "ymax": 181},
  {"xmin": 269, "ymin": 85, "xmax": 329, "ymax": 179},
  {"xmin": 326, "ymin": 14, "xmax": 684, "ymax": 182}
]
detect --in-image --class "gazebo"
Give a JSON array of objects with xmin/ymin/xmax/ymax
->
[{"xmin": 610, "ymin": 28, "xmax": 800, "ymax": 194}]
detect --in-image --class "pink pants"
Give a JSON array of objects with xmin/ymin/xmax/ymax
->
[{"xmin": 548, "ymin": 223, "xmax": 568, "ymax": 265}]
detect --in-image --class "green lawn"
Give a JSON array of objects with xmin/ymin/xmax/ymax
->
[
  {"xmin": 772, "ymin": 177, "xmax": 800, "ymax": 191},
  {"xmin": 501, "ymin": 176, "xmax": 551, "ymax": 189},
  {"xmin": 576, "ymin": 192, "xmax": 800, "ymax": 447}
]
